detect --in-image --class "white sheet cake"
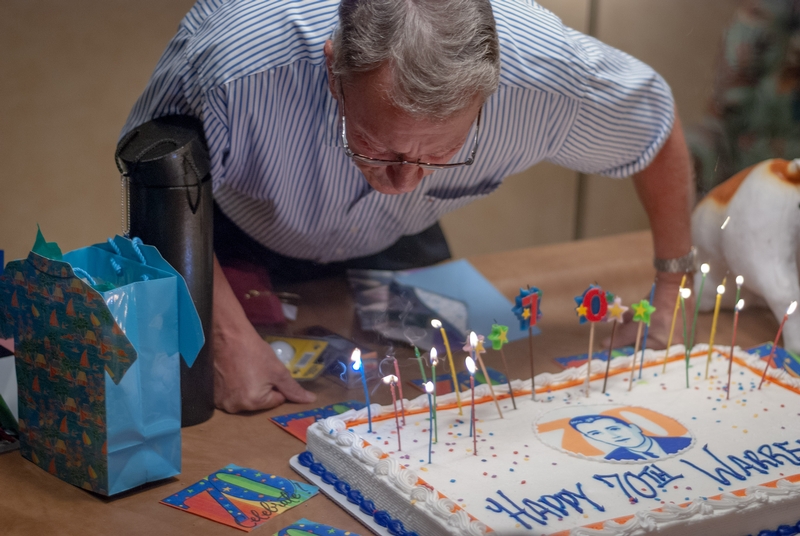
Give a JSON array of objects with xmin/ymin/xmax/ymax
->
[{"xmin": 303, "ymin": 345, "xmax": 800, "ymax": 535}]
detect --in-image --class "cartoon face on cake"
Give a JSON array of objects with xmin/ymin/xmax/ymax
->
[{"xmin": 535, "ymin": 404, "xmax": 694, "ymax": 463}]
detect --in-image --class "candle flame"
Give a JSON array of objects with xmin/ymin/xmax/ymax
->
[
  {"xmin": 701, "ymin": 263, "xmax": 710, "ymax": 274},
  {"xmin": 736, "ymin": 275, "xmax": 744, "ymax": 286},
  {"xmin": 716, "ymin": 285, "xmax": 726, "ymax": 295},
  {"xmin": 429, "ymin": 347, "xmax": 438, "ymax": 366},
  {"xmin": 736, "ymin": 299, "xmax": 745, "ymax": 311},
  {"xmin": 465, "ymin": 356, "xmax": 476, "ymax": 374},
  {"xmin": 382, "ymin": 374, "xmax": 398, "ymax": 384},
  {"xmin": 680, "ymin": 288, "xmax": 692, "ymax": 299},
  {"xmin": 788, "ymin": 301, "xmax": 798, "ymax": 315},
  {"xmin": 469, "ymin": 331, "xmax": 478, "ymax": 349},
  {"xmin": 721, "ymin": 216, "xmax": 730, "ymax": 229},
  {"xmin": 430, "ymin": 319, "xmax": 442, "ymax": 329},
  {"xmin": 424, "ymin": 381, "xmax": 434, "ymax": 394},
  {"xmin": 351, "ymin": 348, "xmax": 362, "ymax": 371}
]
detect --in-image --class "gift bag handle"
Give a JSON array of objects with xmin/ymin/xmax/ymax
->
[
  {"xmin": 106, "ymin": 237, "xmax": 150, "ymax": 281},
  {"xmin": 72, "ymin": 267, "xmax": 97, "ymax": 286}
]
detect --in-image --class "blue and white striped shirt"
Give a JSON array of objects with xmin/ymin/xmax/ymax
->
[{"xmin": 122, "ymin": 0, "xmax": 674, "ymax": 263}]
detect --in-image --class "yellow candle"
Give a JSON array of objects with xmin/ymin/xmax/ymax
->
[
  {"xmin": 705, "ymin": 280, "xmax": 726, "ymax": 379},
  {"xmin": 663, "ymin": 274, "xmax": 687, "ymax": 373},
  {"xmin": 628, "ymin": 321, "xmax": 644, "ymax": 392},
  {"xmin": 432, "ymin": 319, "xmax": 462, "ymax": 415}
]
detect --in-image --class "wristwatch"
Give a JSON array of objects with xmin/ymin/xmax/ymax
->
[{"xmin": 653, "ymin": 247, "xmax": 697, "ymax": 273}]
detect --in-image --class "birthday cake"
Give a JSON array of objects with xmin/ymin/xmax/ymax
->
[{"xmin": 302, "ymin": 345, "xmax": 800, "ymax": 535}]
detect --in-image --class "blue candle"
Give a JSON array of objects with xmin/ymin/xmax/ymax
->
[
  {"xmin": 429, "ymin": 347, "xmax": 439, "ymax": 443},
  {"xmin": 351, "ymin": 349, "xmax": 372, "ymax": 433},
  {"xmin": 465, "ymin": 354, "xmax": 477, "ymax": 456}
]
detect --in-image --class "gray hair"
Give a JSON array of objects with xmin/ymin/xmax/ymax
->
[{"xmin": 331, "ymin": 0, "xmax": 501, "ymax": 119}]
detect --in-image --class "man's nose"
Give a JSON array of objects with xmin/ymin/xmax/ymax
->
[{"xmin": 387, "ymin": 163, "xmax": 422, "ymax": 184}]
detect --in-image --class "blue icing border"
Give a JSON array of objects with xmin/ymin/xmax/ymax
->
[
  {"xmin": 752, "ymin": 520, "xmax": 800, "ymax": 536},
  {"xmin": 298, "ymin": 453, "xmax": 800, "ymax": 536},
  {"xmin": 298, "ymin": 451, "xmax": 419, "ymax": 536}
]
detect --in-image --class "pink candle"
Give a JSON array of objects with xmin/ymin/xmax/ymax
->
[
  {"xmin": 383, "ymin": 374, "xmax": 401, "ymax": 451},
  {"xmin": 759, "ymin": 301, "xmax": 797, "ymax": 389},
  {"xmin": 392, "ymin": 357, "xmax": 406, "ymax": 425},
  {"xmin": 726, "ymin": 299, "xmax": 744, "ymax": 400}
]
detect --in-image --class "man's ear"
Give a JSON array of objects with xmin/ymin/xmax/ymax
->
[{"xmin": 324, "ymin": 40, "xmax": 337, "ymax": 98}]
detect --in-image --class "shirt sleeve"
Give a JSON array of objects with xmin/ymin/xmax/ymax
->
[
  {"xmin": 547, "ymin": 28, "xmax": 675, "ymax": 178},
  {"xmin": 119, "ymin": 4, "xmax": 232, "ymax": 187},
  {"xmin": 119, "ymin": 28, "xmax": 196, "ymax": 137}
]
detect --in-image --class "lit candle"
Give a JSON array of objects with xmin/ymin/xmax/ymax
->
[
  {"xmin": 429, "ymin": 347, "xmax": 439, "ymax": 443},
  {"xmin": 389, "ymin": 358, "xmax": 406, "ymax": 425},
  {"xmin": 424, "ymin": 381, "xmax": 435, "ymax": 464},
  {"xmin": 603, "ymin": 296, "xmax": 628, "ymax": 394},
  {"xmin": 351, "ymin": 348, "xmax": 372, "ymax": 433},
  {"xmin": 688, "ymin": 263, "xmax": 710, "ymax": 357},
  {"xmin": 704, "ymin": 281, "xmax": 726, "ymax": 379},
  {"xmin": 663, "ymin": 274, "xmax": 687, "ymax": 373},
  {"xmin": 680, "ymin": 288, "xmax": 692, "ymax": 388},
  {"xmin": 465, "ymin": 355, "xmax": 478, "ymax": 456},
  {"xmin": 733, "ymin": 276, "xmax": 743, "ymax": 306},
  {"xmin": 726, "ymin": 299, "xmax": 744, "ymax": 400},
  {"xmin": 469, "ymin": 332, "xmax": 503, "ymax": 419},
  {"xmin": 759, "ymin": 301, "xmax": 798, "ymax": 389},
  {"xmin": 431, "ymin": 319, "xmax": 462, "ymax": 415},
  {"xmin": 382, "ymin": 375, "xmax": 401, "ymax": 451}
]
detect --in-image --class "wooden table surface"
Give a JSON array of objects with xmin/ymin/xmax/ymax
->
[{"xmin": 1, "ymin": 231, "xmax": 777, "ymax": 535}]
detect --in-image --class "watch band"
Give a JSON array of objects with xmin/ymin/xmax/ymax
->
[{"xmin": 653, "ymin": 246, "xmax": 697, "ymax": 273}]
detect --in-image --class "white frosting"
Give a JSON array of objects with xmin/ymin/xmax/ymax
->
[{"xmin": 307, "ymin": 345, "xmax": 800, "ymax": 535}]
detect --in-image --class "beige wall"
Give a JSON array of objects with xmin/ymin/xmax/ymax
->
[
  {"xmin": 0, "ymin": 1, "xmax": 739, "ymax": 264},
  {"xmin": 0, "ymin": 0, "xmax": 196, "ymax": 263},
  {"xmin": 573, "ymin": 0, "xmax": 740, "ymax": 241},
  {"xmin": 443, "ymin": 0, "xmax": 741, "ymax": 254}
]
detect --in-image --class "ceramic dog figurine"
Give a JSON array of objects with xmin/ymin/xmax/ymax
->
[{"xmin": 692, "ymin": 158, "xmax": 800, "ymax": 353}]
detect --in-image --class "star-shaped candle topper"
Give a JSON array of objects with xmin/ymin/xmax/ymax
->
[
  {"xmin": 512, "ymin": 287, "xmax": 543, "ymax": 331},
  {"xmin": 488, "ymin": 324, "xmax": 509, "ymax": 351},
  {"xmin": 574, "ymin": 285, "xmax": 610, "ymax": 324},
  {"xmin": 606, "ymin": 296, "xmax": 629, "ymax": 323},
  {"xmin": 463, "ymin": 334, "xmax": 487, "ymax": 355},
  {"xmin": 632, "ymin": 299, "xmax": 657, "ymax": 325}
]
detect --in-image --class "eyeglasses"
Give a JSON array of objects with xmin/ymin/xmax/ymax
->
[{"xmin": 339, "ymin": 88, "xmax": 481, "ymax": 170}]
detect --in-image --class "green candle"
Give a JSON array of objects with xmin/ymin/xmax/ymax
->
[
  {"xmin": 414, "ymin": 346, "xmax": 428, "ymax": 384},
  {"xmin": 680, "ymin": 288, "xmax": 691, "ymax": 388}
]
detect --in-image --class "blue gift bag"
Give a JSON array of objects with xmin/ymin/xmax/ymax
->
[{"xmin": 0, "ymin": 233, "xmax": 203, "ymax": 495}]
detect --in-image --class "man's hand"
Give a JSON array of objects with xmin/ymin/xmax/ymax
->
[
  {"xmin": 212, "ymin": 256, "xmax": 316, "ymax": 413},
  {"xmin": 609, "ymin": 107, "xmax": 696, "ymax": 350},
  {"xmin": 607, "ymin": 272, "xmax": 695, "ymax": 350}
]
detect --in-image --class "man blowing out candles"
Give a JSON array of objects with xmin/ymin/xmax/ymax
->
[{"xmin": 122, "ymin": 0, "xmax": 694, "ymax": 413}]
